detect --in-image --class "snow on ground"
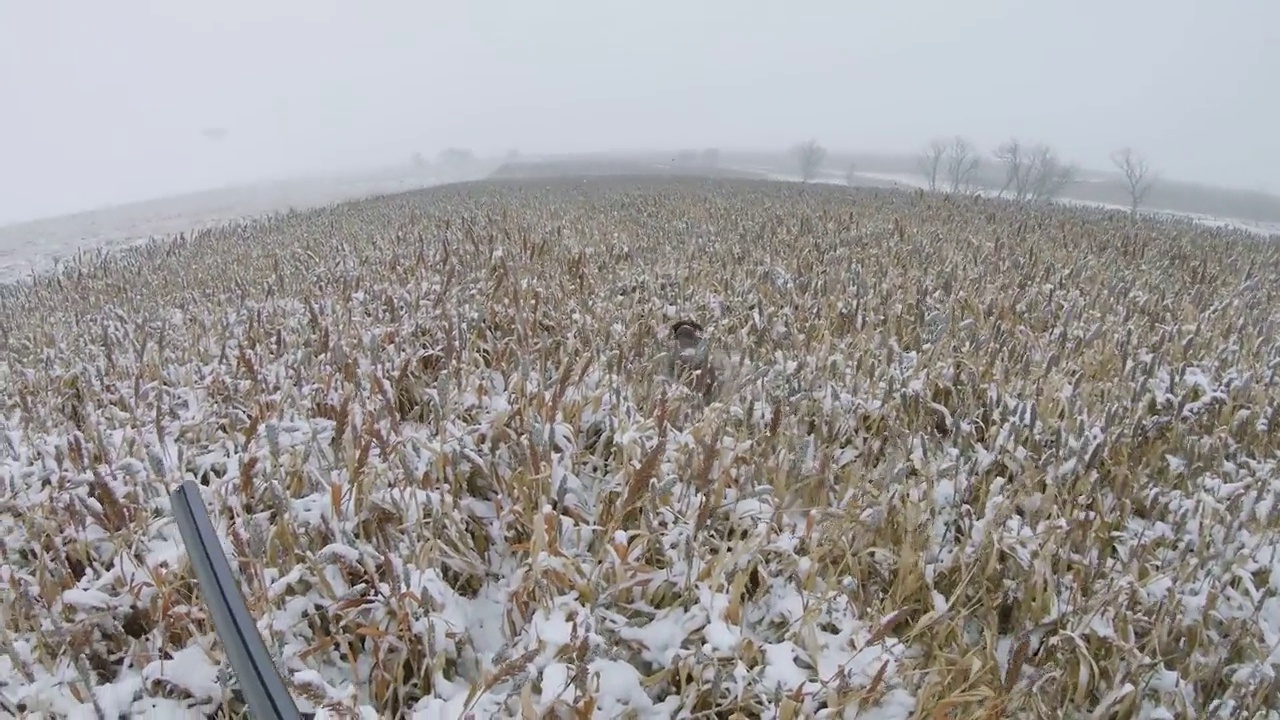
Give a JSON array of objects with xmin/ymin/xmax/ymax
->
[
  {"xmin": 850, "ymin": 171, "xmax": 933, "ymax": 191},
  {"xmin": 0, "ymin": 166, "xmax": 493, "ymax": 285}
]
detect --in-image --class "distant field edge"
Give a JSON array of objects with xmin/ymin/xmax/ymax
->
[{"xmin": 485, "ymin": 159, "xmax": 766, "ymax": 182}]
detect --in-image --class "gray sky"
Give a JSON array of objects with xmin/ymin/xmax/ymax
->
[{"xmin": 2, "ymin": 0, "xmax": 1276, "ymax": 225}]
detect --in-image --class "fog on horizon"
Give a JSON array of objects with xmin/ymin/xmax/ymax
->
[{"xmin": 1, "ymin": 0, "xmax": 1276, "ymax": 226}]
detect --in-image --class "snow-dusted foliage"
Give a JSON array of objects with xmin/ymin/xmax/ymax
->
[{"xmin": 2, "ymin": 176, "xmax": 1280, "ymax": 718}]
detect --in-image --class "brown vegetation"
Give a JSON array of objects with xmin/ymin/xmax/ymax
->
[{"xmin": 1, "ymin": 175, "xmax": 1278, "ymax": 717}]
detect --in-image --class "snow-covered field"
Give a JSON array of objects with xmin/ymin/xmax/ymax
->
[
  {"xmin": 6, "ymin": 160, "xmax": 1266, "ymax": 291},
  {"xmin": 1055, "ymin": 196, "xmax": 1280, "ymax": 238},
  {"xmin": 0, "ymin": 165, "xmax": 495, "ymax": 285},
  {"xmin": 745, "ymin": 165, "xmax": 1280, "ymax": 239},
  {"xmin": 2, "ymin": 172, "xmax": 1280, "ymax": 718}
]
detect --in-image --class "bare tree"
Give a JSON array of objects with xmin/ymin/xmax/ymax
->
[
  {"xmin": 995, "ymin": 139, "xmax": 1076, "ymax": 203},
  {"xmin": 994, "ymin": 139, "xmax": 1031, "ymax": 200},
  {"xmin": 944, "ymin": 136, "xmax": 981, "ymax": 193},
  {"xmin": 793, "ymin": 140, "xmax": 827, "ymax": 182},
  {"xmin": 917, "ymin": 138, "xmax": 947, "ymax": 191},
  {"xmin": 1025, "ymin": 145, "xmax": 1076, "ymax": 203},
  {"xmin": 1111, "ymin": 147, "xmax": 1156, "ymax": 213}
]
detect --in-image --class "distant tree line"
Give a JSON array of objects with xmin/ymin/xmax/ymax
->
[
  {"xmin": 787, "ymin": 135, "xmax": 1162, "ymax": 214},
  {"xmin": 914, "ymin": 135, "xmax": 1157, "ymax": 213}
]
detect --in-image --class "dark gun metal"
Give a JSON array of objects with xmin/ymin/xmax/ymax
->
[{"xmin": 170, "ymin": 480, "xmax": 302, "ymax": 720}]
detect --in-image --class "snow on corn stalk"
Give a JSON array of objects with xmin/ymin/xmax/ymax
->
[{"xmin": 0, "ymin": 173, "xmax": 1279, "ymax": 717}]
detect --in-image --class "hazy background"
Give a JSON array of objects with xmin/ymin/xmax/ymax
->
[{"xmin": 2, "ymin": 0, "xmax": 1276, "ymax": 226}]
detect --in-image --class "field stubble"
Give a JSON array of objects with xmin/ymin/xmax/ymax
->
[{"xmin": 1, "ymin": 176, "xmax": 1279, "ymax": 718}]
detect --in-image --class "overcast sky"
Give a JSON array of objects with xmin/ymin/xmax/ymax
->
[{"xmin": 1, "ymin": 0, "xmax": 1276, "ymax": 225}]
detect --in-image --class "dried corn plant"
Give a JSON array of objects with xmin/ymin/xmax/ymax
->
[{"xmin": 1, "ymin": 174, "xmax": 1280, "ymax": 718}]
